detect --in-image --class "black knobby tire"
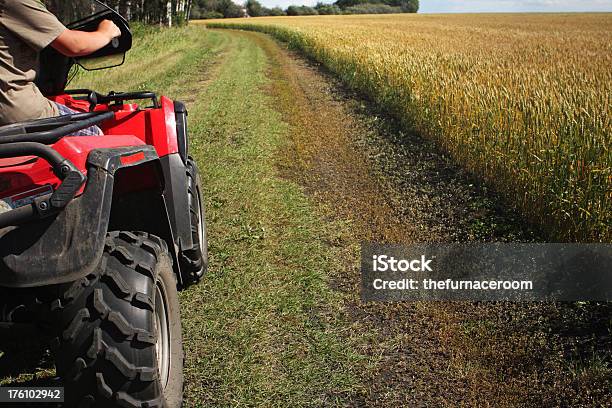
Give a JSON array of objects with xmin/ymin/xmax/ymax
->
[
  {"xmin": 180, "ymin": 157, "xmax": 208, "ymax": 284},
  {"xmin": 49, "ymin": 232, "xmax": 183, "ymax": 408}
]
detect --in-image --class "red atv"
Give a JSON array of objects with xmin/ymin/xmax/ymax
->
[{"xmin": 0, "ymin": 2, "xmax": 206, "ymax": 407}]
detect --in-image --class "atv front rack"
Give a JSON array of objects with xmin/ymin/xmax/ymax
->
[
  {"xmin": 0, "ymin": 111, "xmax": 114, "ymax": 144},
  {"xmin": 0, "ymin": 111, "xmax": 113, "ymax": 228}
]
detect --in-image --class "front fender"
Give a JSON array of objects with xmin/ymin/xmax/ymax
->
[{"xmin": 0, "ymin": 146, "xmax": 158, "ymax": 287}]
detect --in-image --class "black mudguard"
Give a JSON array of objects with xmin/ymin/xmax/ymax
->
[
  {"xmin": 174, "ymin": 101, "xmax": 189, "ymax": 164},
  {"xmin": 0, "ymin": 146, "xmax": 160, "ymax": 287},
  {"xmin": 160, "ymin": 153, "xmax": 194, "ymax": 261}
]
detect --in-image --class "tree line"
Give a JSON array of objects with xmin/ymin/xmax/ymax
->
[
  {"xmin": 44, "ymin": 0, "xmax": 418, "ymax": 24},
  {"xmin": 45, "ymin": 0, "xmax": 194, "ymax": 26},
  {"xmin": 192, "ymin": 0, "xmax": 419, "ymax": 19}
]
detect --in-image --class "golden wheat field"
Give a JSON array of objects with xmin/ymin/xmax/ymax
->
[{"xmin": 205, "ymin": 14, "xmax": 612, "ymax": 242}]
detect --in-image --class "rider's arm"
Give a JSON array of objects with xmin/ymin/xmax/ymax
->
[{"xmin": 51, "ymin": 20, "xmax": 122, "ymax": 57}]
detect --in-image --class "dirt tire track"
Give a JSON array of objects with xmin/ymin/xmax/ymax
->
[{"xmin": 227, "ymin": 32, "xmax": 412, "ymax": 245}]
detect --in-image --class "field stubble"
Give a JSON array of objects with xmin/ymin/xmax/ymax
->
[{"xmin": 205, "ymin": 14, "xmax": 612, "ymax": 242}]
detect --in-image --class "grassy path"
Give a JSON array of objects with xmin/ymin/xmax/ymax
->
[{"xmin": 175, "ymin": 30, "xmax": 366, "ymax": 406}]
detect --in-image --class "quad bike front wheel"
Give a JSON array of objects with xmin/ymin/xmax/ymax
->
[{"xmin": 49, "ymin": 231, "xmax": 183, "ymax": 408}]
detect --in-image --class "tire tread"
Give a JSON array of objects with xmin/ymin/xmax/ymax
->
[{"xmin": 47, "ymin": 232, "xmax": 171, "ymax": 407}]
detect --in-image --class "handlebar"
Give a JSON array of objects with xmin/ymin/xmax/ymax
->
[{"xmin": 66, "ymin": 89, "xmax": 159, "ymax": 109}]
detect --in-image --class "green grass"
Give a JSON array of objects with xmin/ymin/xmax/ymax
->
[{"xmin": 73, "ymin": 26, "xmax": 365, "ymax": 407}]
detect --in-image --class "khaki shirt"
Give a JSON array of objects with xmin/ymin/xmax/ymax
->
[{"xmin": 0, "ymin": 0, "xmax": 66, "ymax": 125}]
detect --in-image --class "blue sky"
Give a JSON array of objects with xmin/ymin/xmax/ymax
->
[{"xmin": 258, "ymin": 0, "xmax": 612, "ymax": 12}]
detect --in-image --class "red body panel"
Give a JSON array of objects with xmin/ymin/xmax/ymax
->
[
  {"xmin": 0, "ymin": 135, "xmax": 145, "ymax": 199},
  {"xmin": 0, "ymin": 94, "xmax": 178, "ymax": 202},
  {"xmin": 99, "ymin": 96, "xmax": 178, "ymax": 158}
]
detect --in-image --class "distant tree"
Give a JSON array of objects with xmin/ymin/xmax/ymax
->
[
  {"xmin": 315, "ymin": 2, "xmax": 341, "ymax": 14},
  {"xmin": 387, "ymin": 0, "xmax": 418, "ymax": 12},
  {"xmin": 246, "ymin": 0, "xmax": 264, "ymax": 16},
  {"xmin": 188, "ymin": 0, "xmax": 246, "ymax": 19},
  {"xmin": 265, "ymin": 6, "xmax": 286, "ymax": 15},
  {"xmin": 334, "ymin": 0, "xmax": 370, "ymax": 8},
  {"xmin": 286, "ymin": 5, "xmax": 300, "ymax": 15},
  {"xmin": 189, "ymin": 2, "xmax": 202, "ymax": 18},
  {"xmin": 190, "ymin": 0, "xmax": 221, "ymax": 19},
  {"xmin": 202, "ymin": 10, "xmax": 225, "ymax": 18},
  {"xmin": 344, "ymin": 3, "xmax": 400, "ymax": 14},
  {"xmin": 301, "ymin": 6, "xmax": 319, "ymax": 14},
  {"xmin": 403, "ymin": 0, "xmax": 419, "ymax": 12},
  {"xmin": 287, "ymin": 5, "xmax": 318, "ymax": 15},
  {"xmin": 333, "ymin": 0, "xmax": 418, "ymax": 13},
  {"xmin": 218, "ymin": 0, "xmax": 244, "ymax": 17}
]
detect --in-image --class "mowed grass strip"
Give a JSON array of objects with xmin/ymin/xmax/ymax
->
[
  {"xmin": 178, "ymin": 31, "xmax": 364, "ymax": 407},
  {"xmin": 79, "ymin": 26, "xmax": 365, "ymax": 406},
  {"xmin": 205, "ymin": 14, "xmax": 612, "ymax": 242}
]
